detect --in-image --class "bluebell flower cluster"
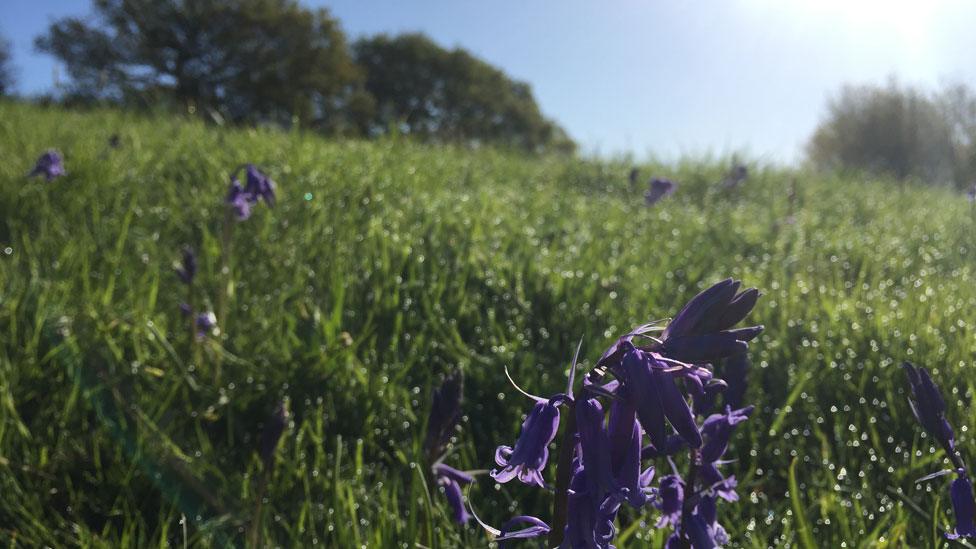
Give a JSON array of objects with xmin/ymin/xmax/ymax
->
[
  {"xmin": 424, "ymin": 372, "xmax": 474, "ymax": 525},
  {"xmin": 645, "ymin": 178, "xmax": 677, "ymax": 206},
  {"xmin": 226, "ymin": 164, "xmax": 276, "ymax": 221},
  {"xmin": 28, "ymin": 149, "xmax": 66, "ymax": 181},
  {"xmin": 903, "ymin": 362, "xmax": 976, "ymax": 539},
  {"xmin": 471, "ymin": 279, "xmax": 762, "ymax": 547}
]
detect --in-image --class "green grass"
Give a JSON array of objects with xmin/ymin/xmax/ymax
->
[{"xmin": 1, "ymin": 99, "xmax": 975, "ymax": 547}]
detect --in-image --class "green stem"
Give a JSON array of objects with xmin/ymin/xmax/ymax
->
[{"xmin": 548, "ymin": 401, "xmax": 577, "ymax": 548}]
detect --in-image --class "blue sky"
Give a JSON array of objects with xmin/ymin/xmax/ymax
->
[{"xmin": 3, "ymin": 1, "xmax": 976, "ymax": 164}]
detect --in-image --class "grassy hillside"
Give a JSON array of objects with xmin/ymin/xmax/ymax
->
[{"xmin": 1, "ymin": 101, "xmax": 975, "ymax": 547}]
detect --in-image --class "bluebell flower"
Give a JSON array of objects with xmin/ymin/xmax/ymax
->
[
  {"xmin": 424, "ymin": 371, "xmax": 464, "ymax": 462},
  {"xmin": 577, "ymin": 397, "xmax": 621, "ymax": 499},
  {"xmin": 903, "ymin": 362, "xmax": 955, "ymax": 452},
  {"xmin": 244, "ymin": 164, "xmax": 276, "ymax": 206},
  {"xmin": 226, "ymin": 178, "xmax": 252, "ymax": 221},
  {"xmin": 656, "ymin": 279, "xmax": 762, "ymax": 364},
  {"xmin": 433, "ymin": 463, "xmax": 474, "ymax": 525},
  {"xmin": 28, "ymin": 149, "xmax": 66, "ymax": 181},
  {"xmin": 608, "ymin": 398, "xmax": 655, "ymax": 508},
  {"xmin": 700, "ymin": 406, "xmax": 754, "ymax": 463},
  {"xmin": 618, "ymin": 342, "xmax": 702, "ymax": 448},
  {"xmin": 948, "ymin": 476, "xmax": 976, "ymax": 539},
  {"xmin": 560, "ymin": 462, "xmax": 618, "ymax": 548},
  {"xmin": 656, "ymin": 474, "xmax": 685, "ymax": 528},
  {"xmin": 195, "ymin": 311, "xmax": 217, "ymax": 339},
  {"xmin": 492, "ymin": 399, "xmax": 561, "ymax": 487},
  {"xmin": 645, "ymin": 178, "xmax": 677, "ymax": 205},
  {"xmin": 721, "ymin": 353, "xmax": 750, "ymax": 409}
]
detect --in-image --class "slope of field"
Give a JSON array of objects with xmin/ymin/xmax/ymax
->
[{"xmin": 1, "ymin": 101, "xmax": 974, "ymax": 547}]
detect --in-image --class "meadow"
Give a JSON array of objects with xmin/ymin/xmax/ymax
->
[{"xmin": 1, "ymin": 100, "xmax": 974, "ymax": 547}]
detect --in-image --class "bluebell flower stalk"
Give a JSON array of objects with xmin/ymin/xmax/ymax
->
[
  {"xmin": 903, "ymin": 362, "xmax": 974, "ymax": 539},
  {"xmin": 424, "ymin": 372, "xmax": 475, "ymax": 525},
  {"xmin": 472, "ymin": 279, "xmax": 761, "ymax": 547}
]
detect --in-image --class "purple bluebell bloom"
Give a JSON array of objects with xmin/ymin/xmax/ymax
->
[
  {"xmin": 656, "ymin": 474, "xmax": 685, "ymax": 528},
  {"xmin": 424, "ymin": 372, "xmax": 464, "ymax": 462},
  {"xmin": 174, "ymin": 247, "xmax": 196, "ymax": 285},
  {"xmin": 560, "ymin": 462, "xmax": 619, "ymax": 548},
  {"xmin": 492, "ymin": 399, "xmax": 561, "ymax": 487},
  {"xmin": 948, "ymin": 476, "xmax": 976, "ymax": 539},
  {"xmin": 686, "ymin": 495, "xmax": 729, "ymax": 548},
  {"xmin": 656, "ymin": 279, "xmax": 762, "ymax": 364},
  {"xmin": 645, "ymin": 178, "xmax": 677, "ymax": 205},
  {"xmin": 226, "ymin": 178, "xmax": 252, "ymax": 221},
  {"xmin": 258, "ymin": 400, "xmax": 289, "ymax": 468},
  {"xmin": 577, "ymin": 397, "xmax": 621, "ymax": 499},
  {"xmin": 28, "ymin": 149, "xmax": 66, "ymax": 181},
  {"xmin": 618, "ymin": 342, "xmax": 702, "ymax": 448},
  {"xmin": 700, "ymin": 406, "xmax": 754, "ymax": 463},
  {"xmin": 244, "ymin": 164, "xmax": 276, "ymax": 207},
  {"xmin": 609, "ymin": 398, "xmax": 655, "ymax": 508},
  {"xmin": 903, "ymin": 362, "xmax": 955, "ymax": 452},
  {"xmin": 433, "ymin": 463, "xmax": 473, "ymax": 525},
  {"xmin": 195, "ymin": 311, "xmax": 217, "ymax": 339},
  {"xmin": 700, "ymin": 462, "xmax": 740, "ymax": 502},
  {"xmin": 721, "ymin": 353, "xmax": 750, "ymax": 409},
  {"xmin": 178, "ymin": 302, "xmax": 193, "ymax": 316}
]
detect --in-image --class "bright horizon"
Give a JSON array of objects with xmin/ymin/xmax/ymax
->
[{"xmin": 3, "ymin": 0, "xmax": 975, "ymax": 164}]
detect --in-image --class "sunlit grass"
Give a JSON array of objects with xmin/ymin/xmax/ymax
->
[{"xmin": 1, "ymin": 100, "xmax": 974, "ymax": 547}]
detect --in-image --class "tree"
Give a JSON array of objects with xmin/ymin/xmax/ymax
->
[
  {"xmin": 35, "ymin": 0, "xmax": 366, "ymax": 132},
  {"xmin": 0, "ymin": 35, "xmax": 14, "ymax": 96},
  {"xmin": 806, "ymin": 79, "xmax": 956, "ymax": 184},
  {"xmin": 353, "ymin": 33, "xmax": 574, "ymax": 153}
]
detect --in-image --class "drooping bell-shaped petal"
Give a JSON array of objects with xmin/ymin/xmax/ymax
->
[
  {"xmin": 656, "ymin": 474, "xmax": 685, "ymax": 528},
  {"xmin": 686, "ymin": 495, "xmax": 728, "ymax": 548},
  {"xmin": 645, "ymin": 178, "xmax": 677, "ymax": 206},
  {"xmin": 226, "ymin": 178, "xmax": 252, "ymax": 221},
  {"xmin": 433, "ymin": 463, "xmax": 473, "ymax": 525},
  {"xmin": 174, "ymin": 247, "xmax": 196, "ymax": 285},
  {"xmin": 721, "ymin": 353, "xmax": 750, "ymax": 409},
  {"xmin": 700, "ymin": 462, "xmax": 739, "ymax": 502},
  {"xmin": 903, "ymin": 362, "xmax": 955, "ymax": 452},
  {"xmin": 244, "ymin": 164, "xmax": 276, "ymax": 206},
  {"xmin": 700, "ymin": 406, "xmax": 754, "ymax": 463},
  {"xmin": 948, "ymin": 476, "xmax": 976, "ymax": 539},
  {"xmin": 258, "ymin": 399, "xmax": 289, "ymax": 468},
  {"xmin": 658, "ymin": 280, "xmax": 762, "ymax": 364},
  {"xmin": 560, "ymin": 463, "xmax": 621, "ymax": 549},
  {"xmin": 608, "ymin": 398, "xmax": 651, "ymax": 508},
  {"xmin": 655, "ymin": 365, "xmax": 703, "ymax": 448},
  {"xmin": 424, "ymin": 371, "xmax": 463, "ymax": 461},
  {"xmin": 693, "ymin": 378, "xmax": 727, "ymax": 417},
  {"xmin": 619, "ymin": 343, "xmax": 667, "ymax": 449},
  {"xmin": 28, "ymin": 149, "xmax": 66, "ymax": 181},
  {"xmin": 491, "ymin": 399, "xmax": 561, "ymax": 487},
  {"xmin": 577, "ymin": 397, "xmax": 621, "ymax": 499}
]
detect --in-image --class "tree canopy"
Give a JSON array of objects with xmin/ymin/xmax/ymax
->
[
  {"xmin": 806, "ymin": 80, "xmax": 970, "ymax": 185},
  {"xmin": 0, "ymin": 35, "xmax": 14, "ymax": 96},
  {"xmin": 35, "ymin": 0, "xmax": 367, "ymax": 132},
  {"xmin": 35, "ymin": 2, "xmax": 573, "ymax": 152},
  {"xmin": 353, "ymin": 33, "xmax": 574, "ymax": 153}
]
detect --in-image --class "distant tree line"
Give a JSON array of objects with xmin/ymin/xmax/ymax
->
[
  {"xmin": 0, "ymin": 35, "xmax": 13, "ymax": 96},
  {"xmin": 23, "ymin": 0, "xmax": 574, "ymax": 154},
  {"xmin": 807, "ymin": 79, "xmax": 976, "ymax": 187}
]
